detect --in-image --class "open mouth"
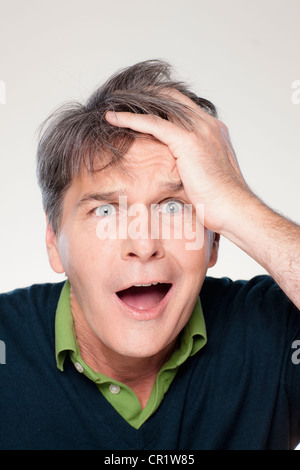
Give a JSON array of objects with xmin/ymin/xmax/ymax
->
[{"xmin": 116, "ymin": 283, "xmax": 172, "ymax": 311}]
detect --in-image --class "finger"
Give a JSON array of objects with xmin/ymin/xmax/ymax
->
[
  {"xmin": 160, "ymin": 88, "xmax": 218, "ymax": 126},
  {"xmin": 216, "ymin": 122, "xmax": 243, "ymax": 175},
  {"xmin": 105, "ymin": 111, "xmax": 189, "ymax": 154}
]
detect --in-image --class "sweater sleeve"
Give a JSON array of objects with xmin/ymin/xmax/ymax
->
[
  {"xmin": 201, "ymin": 275, "xmax": 300, "ymax": 448},
  {"xmin": 241, "ymin": 277, "xmax": 300, "ymax": 445}
]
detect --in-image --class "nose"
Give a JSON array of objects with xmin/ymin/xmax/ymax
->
[
  {"xmin": 121, "ymin": 237, "xmax": 165, "ymax": 262},
  {"xmin": 120, "ymin": 205, "xmax": 165, "ymax": 262}
]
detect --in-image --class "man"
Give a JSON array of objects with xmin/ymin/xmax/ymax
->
[{"xmin": 0, "ymin": 60, "xmax": 299, "ymax": 450}]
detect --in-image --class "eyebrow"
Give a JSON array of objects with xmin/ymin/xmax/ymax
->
[
  {"xmin": 75, "ymin": 180, "xmax": 184, "ymax": 209},
  {"xmin": 75, "ymin": 189, "xmax": 127, "ymax": 209},
  {"xmin": 160, "ymin": 180, "xmax": 184, "ymax": 192}
]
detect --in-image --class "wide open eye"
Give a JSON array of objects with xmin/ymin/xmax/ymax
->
[
  {"xmin": 95, "ymin": 204, "xmax": 116, "ymax": 217},
  {"xmin": 160, "ymin": 200, "xmax": 184, "ymax": 215}
]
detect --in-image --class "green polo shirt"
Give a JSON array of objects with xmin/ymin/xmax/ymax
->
[{"xmin": 55, "ymin": 280, "xmax": 207, "ymax": 429}]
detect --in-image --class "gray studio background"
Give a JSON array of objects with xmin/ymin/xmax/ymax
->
[{"xmin": 0, "ymin": 0, "xmax": 299, "ymax": 292}]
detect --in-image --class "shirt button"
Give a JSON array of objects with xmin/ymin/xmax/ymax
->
[
  {"xmin": 74, "ymin": 362, "xmax": 84, "ymax": 373},
  {"xmin": 109, "ymin": 384, "xmax": 120, "ymax": 395}
]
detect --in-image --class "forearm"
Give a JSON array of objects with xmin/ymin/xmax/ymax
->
[{"xmin": 221, "ymin": 193, "xmax": 300, "ymax": 309}]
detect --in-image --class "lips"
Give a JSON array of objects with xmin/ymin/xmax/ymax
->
[{"xmin": 116, "ymin": 283, "xmax": 172, "ymax": 311}]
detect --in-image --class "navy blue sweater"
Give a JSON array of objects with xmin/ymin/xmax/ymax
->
[{"xmin": 0, "ymin": 276, "xmax": 299, "ymax": 450}]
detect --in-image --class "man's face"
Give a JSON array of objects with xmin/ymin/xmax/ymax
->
[{"xmin": 47, "ymin": 138, "xmax": 219, "ymax": 359}]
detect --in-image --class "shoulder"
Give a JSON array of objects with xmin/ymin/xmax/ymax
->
[
  {"xmin": 0, "ymin": 281, "xmax": 65, "ymax": 312},
  {"xmin": 0, "ymin": 281, "xmax": 65, "ymax": 333},
  {"xmin": 201, "ymin": 274, "xmax": 293, "ymax": 313},
  {"xmin": 200, "ymin": 274, "xmax": 300, "ymax": 346}
]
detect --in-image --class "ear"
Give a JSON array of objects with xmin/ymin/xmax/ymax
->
[
  {"xmin": 208, "ymin": 232, "xmax": 220, "ymax": 268},
  {"xmin": 45, "ymin": 217, "xmax": 65, "ymax": 274}
]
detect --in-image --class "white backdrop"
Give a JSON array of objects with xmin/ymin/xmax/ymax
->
[{"xmin": 0, "ymin": 0, "xmax": 299, "ymax": 293}]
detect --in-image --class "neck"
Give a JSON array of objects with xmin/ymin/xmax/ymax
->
[{"xmin": 70, "ymin": 288, "xmax": 177, "ymax": 408}]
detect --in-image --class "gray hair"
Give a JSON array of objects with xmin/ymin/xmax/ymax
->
[{"xmin": 36, "ymin": 59, "xmax": 217, "ymax": 235}]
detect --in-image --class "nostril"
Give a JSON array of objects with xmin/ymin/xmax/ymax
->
[{"xmin": 127, "ymin": 250, "xmax": 159, "ymax": 258}]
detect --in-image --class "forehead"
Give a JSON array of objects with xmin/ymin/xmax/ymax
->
[
  {"xmin": 64, "ymin": 138, "xmax": 184, "ymax": 213},
  {"xmin": 88, "ymin": 138, "xmax": 181, "ymax": 191},
  {"xmin": 123, "ymin": 138, "xmax": 176, "ymax": 172}
]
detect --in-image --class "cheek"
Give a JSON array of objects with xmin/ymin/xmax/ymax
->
[
  {"xmin": 57, "ymin": 227, "xmax": 118, "ymax": 280},
  {"xmin": 164, "ymin": 229, "xmax": 212, "ymax": 274}
]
